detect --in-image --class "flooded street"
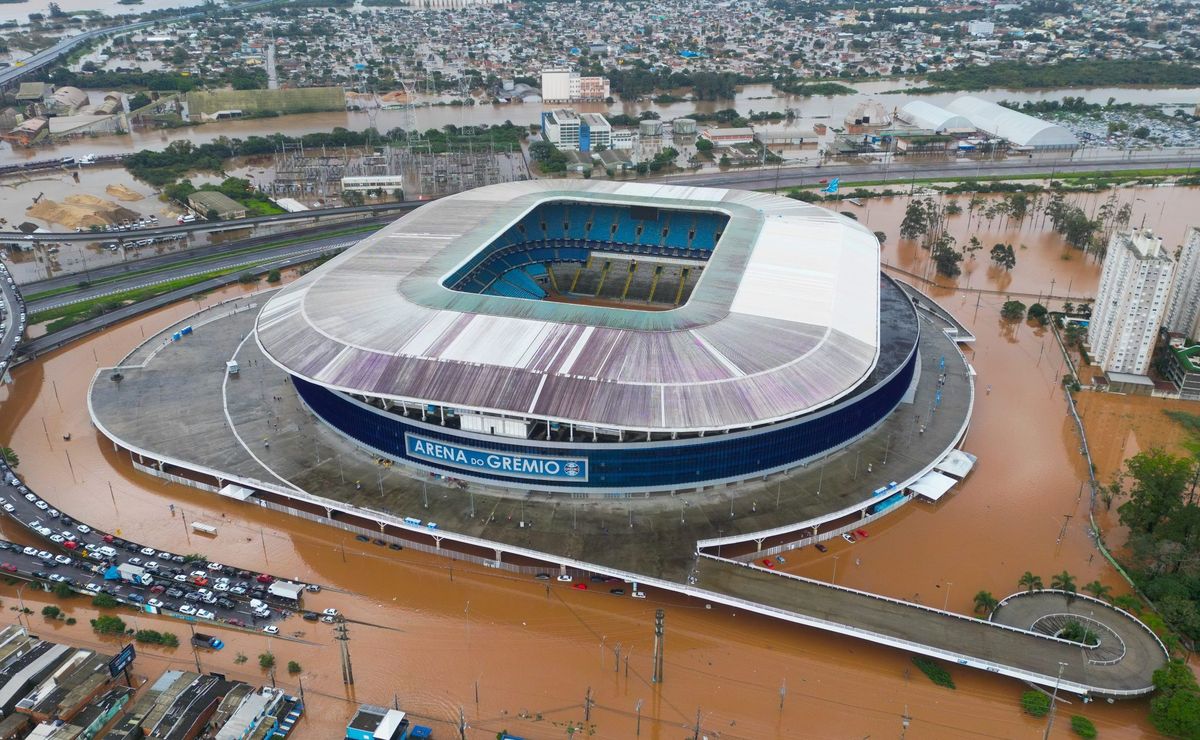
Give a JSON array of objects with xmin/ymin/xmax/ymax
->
[{"xmin": 0, "ymin": 191, "xmax": 1181, "ymax": 735}]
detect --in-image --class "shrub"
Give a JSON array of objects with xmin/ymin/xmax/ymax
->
[
  {"xmin": 259, "ymin": 652, "xmax": 275, "ymax": 670},
  {"xmin": 237, "ymin": 272, "xmax": 258, "ymax": 284},
  {"xmin": 41, "ymin": 605, "xmax": 60, "ymax": 618},
  {"xmin": 134, "ymin": 629, "xmax": 179, "ymax": 647},
  {"xmin": 65, "ymin": 617, "xmax": 76, "ymax": 625},
  {"xmin": 90, "ymin": 615, "xmax": 126, "ymax": 635},
  {"xmin": 912, "ymin": 657, "xmax": 955, "ymax": 689},
  {"xmin": 1070, "ymin": 715, "xmax": 1097, "ymax": 738},
  {"xmin": 234, "ymin": 652, "xmax": 248, "ymax": 664},
  {"xmin": 287, "ymin": 660, "xmax": 301, "ymax": 674},
  {"xmin": 91, "ymin": 594, "xmax": 118, "ymax": 608},
  {"xmin": 1021, "ymin": 690, "xmax": 1051, "ymax": 717},
  {"xmin": 266, "ymin": 269, "xmax": 282, "ymax": 283}
]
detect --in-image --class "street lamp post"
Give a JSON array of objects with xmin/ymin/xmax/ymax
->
[{"xmin": 1043, "ymin": 661, "xmax": 1069, "ymax": 740}]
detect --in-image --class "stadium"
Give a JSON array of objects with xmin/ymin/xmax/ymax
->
[{"xmin": 255, "ymin": 180, "xmax": 921, "ymax": 493}]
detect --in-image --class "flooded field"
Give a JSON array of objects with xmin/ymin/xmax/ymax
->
[{"xmin": 0, "ymin": 192, "xmax": 1184, "ymax": 736}]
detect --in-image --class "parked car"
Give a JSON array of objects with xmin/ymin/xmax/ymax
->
[
  {"xmin": 556, "ymin": 574, "xmax": 572, "ymax": 583},
  {"xmin": 761, "ymin": 558, "xmax": 776, "ymax": 569},
  {"xmin": 854, "ymin": 529, "xmax": 869, "ymax": 539},
  {"xmin": 841, "ymin": 533, "xmax": 856, "ymax": 543},
  {"xmin": 814, "ymin": 543, "xmax": 828, "ymax": 553},
  {"xmin": 262, "ymin": 625, "xmax": 278, "ymax": 635}
]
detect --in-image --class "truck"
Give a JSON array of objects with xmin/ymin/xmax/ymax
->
[{"xmin": 191, "ymin": 632, "xmax": 224, "ymax": 650}]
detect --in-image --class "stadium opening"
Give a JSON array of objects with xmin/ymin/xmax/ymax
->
[{"xmin": 256, "ymin": 181, "xmax": 920, "ymax": 493}]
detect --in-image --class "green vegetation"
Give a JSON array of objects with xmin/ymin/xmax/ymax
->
[
  {"xmin": 266, "ymin": 269, "xmax": 282, "ymax": 283},
  {"xmin": 1021, "ymin": 690, "xmax": 1051, "ymax": 717},
  {"xmin": 1070, "ymin": 715, "xmax": 1097, "ymax": 739},
  {"xmin": 163, "ymin": 177, "xmax": 285, "ymax": 217},
  {"xmin": 1151, "ymin": 660, "xmax": 1200, "ymax": 737},
  {"xmin": 973, "ymin": 590, "xmax": 998, "ymax": 615},
  {"xmin": 0, "ymin": 447, "xmax": 17, "ymax": 469},
  {"xmin": 91, "ymin": 593, "xmax": 118, "ymax": 608},
  {"xmin": 772, "ymin": 80, "xmax": 856, "ymax": 97},
  {"xmin": 1051, "ymin": 570, "xmax": 1078, "ymax": 600},
  {"xmin": 52, "ymin": 581, "xmax": 73, "ymax": 599},
  {"xmin": 234, "ymin": 652, "xmax": 248, "ymax": 665},
  {"xmin": 258, "ymin": 652, "xmax": 275, "ymax": 671},
  {"xmin": 41, "ymin": 605, "xmax": 60, "ymax": 618},
  {"xmin": 1001, "ymin": 300, "xmax": 1027, "ymax": 321},
  {"xmin": 1027, "ymin": 303, "xmax": 1049, "ymax": 326},
  {"xmin": 135, "ymin": 629, "xmax": 179, "ymax": 647},
  {"xmin": 990, "ymin": 243, "xmax": 1016, "ymax": 272},
  {"xmin": 911, "ymin": 656, "xmax": 955, "ymax": 689},
  {"xmin": 528, "ymin": 140, "xmax": 571, "ymax": 174},
  {"xmin": 909, "ymin": 60, "xmax": 1200, "ymax": 93},
  {"xmin": 90, "ymin": 614, "xmax": 126, "ymax": 635},
  {"xmin": 287, "ymin": 660, "xmax": 302, "ymax": 674},
  {"xmin": 1059, "ymin": 620, "xmax": 1099, "ymax": 646}
]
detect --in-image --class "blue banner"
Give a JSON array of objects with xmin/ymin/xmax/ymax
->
[{"xmin": 405, "ymin": 433, "xmax": 588, "ymax": 482}]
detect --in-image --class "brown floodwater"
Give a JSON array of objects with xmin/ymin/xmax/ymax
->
[{"xmin": 0, "ymin": 197, "xmax": 1180, "ymax": 737}]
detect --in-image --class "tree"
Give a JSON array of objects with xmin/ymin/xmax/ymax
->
[
  {"xmin": 41, "ymin": 605, "xmax": 61, "ymax": 618},
  {"xmin": 258, "ymin": 652, "xmax": 275, "ymax": 671},
  {"xmin": 1117, "ymin": 449, "xmax": 1194, "ymax": 536},
  {"xmin": 973, "ymin": 590, "xmax": 998, "ymax": 615},
  {"xmin": 695, "ymin": 138, "xmax": 713, "ymax": 152},
  {"xmin": 718, "ymin": 154, "xmax": 731, "ymax": 168},
  {"xmin": 1027, "ymin": 303, "xmax": 1049, "ymax": 325},
  {"xmin": 53, "ymin": 581, "xmax": 73, "ymax": 599},
  {"xmin": 90, "ymin": 615, "xmax": 126, "ymax": 635},
  {"xmin": 287, "ymin": 660, "xmax": 302, "ymax": 674},
  {"xmin": 1018, "ymin": 571, "xmax": 1043, "ymax": 592},
  {"xmin": 1082, "ymin": 580, "xmax": 1112, "ymax": 601},
  {"xmin": 873, "ymin": 231, "xmax": 886, "ymax": 245},
  {"xmin": 1021, "ymin": 690, "xmax": 1051, "ymax": 717},
  {"xmin": 1069, "ymin": 715, "xmax": 1097, "ymax": 739},
  {"xmin": 899, "ymin": 200, "xmax": 928, "ymax": 240},
  {"xmin": 91, "ymin": 593, "xmax": 118, "ymax": 608},
  {"xmin": 0, "ymin": 448, "xmax": 18, "ymax": 469},
  {"xmin": 989, "ymin": 242, "xmax": 1016, "ymax": 271},
  {"xmin": 128, "ymin": 92, "xmax": 152, "ymax": 110},
  {"xmin": 1151, "ymin": 660, "xmax": 1200, "ymax": 738},
  {"xmin": 1001, "ymin": 300, "xmax": 1027, "ymax": 321},
  {"xmin": 1051, "ymin": 570, "xmax": 1077, "ymax": 598},
  {"xmin": 266, "ymin": 269, "xmax": 282, "ymax": 283}
]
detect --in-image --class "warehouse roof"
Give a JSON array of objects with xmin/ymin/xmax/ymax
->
[
  {"xmin": 187, "ymin": 190, "xmax": 245, "ymax": 216},
  {"xmin": 945, "ymin": 96, "xmax": 1078, "ymax": 148},
  {"xmin": 256, "ymin": 180, "xmax": 882, "ymax": 433},
  {"xmin": 898, "ymin": 101, "xmax": 975, "ymax": 133}
]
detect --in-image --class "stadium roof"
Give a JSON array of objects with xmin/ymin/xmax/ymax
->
[
  {"xmin": 898, "ymin": 101, "xmax": 974, "ymax": 133},
  {"xmin": 945, "ymin": 96, "xmax": 1078, "ymax": 148},
  {"xmin": 256, "ymin": 181, "xmax": 882, "ymax": 432}
]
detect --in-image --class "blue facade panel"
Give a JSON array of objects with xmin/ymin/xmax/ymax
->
[
  {"xmin": 293, "ymin": 345, "xmax": 917, "ymax": 491},
  {"xmin": 579, "ymin": 120, "xmax": 592, "ymax": 152}
]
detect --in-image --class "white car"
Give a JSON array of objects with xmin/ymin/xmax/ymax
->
[
  {"xmin": 53, "ymin": 555, "xmax": 71, "ymax": 565},
  {"xmin": 48, "ymin": 573, "xmax": 67, "ymax": 583},
  {"xmin": 206, "ymin": 562, "xmax": 223, "ymax": 571},
  {"xmin": 37, "ymin": 551, "xmax": 52, "ymax": 560},
  {"xmin": 173, "ymin": 574, "xmax": 187, "ymax": 582},
  {"xmin": 262, "ymin": 625, "xmax": 279, "ymax": 635},
  {"xmin": 147, "ymin": 598, "xmax": 164, "ymax": 608},
  {"xmin": 127, "ymin": 557, "xmax": 142, "ymax": 566},
  {"xmin": 38, "ymin": 527, "xmax": 51, "ymax": 537},
  {"xmin": 21, "ymin": 546, "xmax": 36, "ymax": 556},
  {"xmin": 76, "ymin": 524, "xmax": 90, "ymax": 534},
  {"xmin": 85, "ymin": 583, "xmax": 100, "ymax": 593},
  {"xmin": 196, "ymin": 609, "xmax": 215, "ymax": 620},
  {"xmin": 189, "ymin": 570, "xmax": 207, "ymax": 579},
  {"xmin": 24, "ymin": 493, "xmax": 36, "ymax": 502},
  {"xmin": 34, "ymin": 500, "xmax": 47, "ymax": 510},
  {"xmin": 144, "ymin": 561, "xmax": 159, "ymax": 571},
  {"xmin": 631, "ymin": 591, "xmax": 646, "ymax": 599},
  {"xmin": 841, "ymin": 533, "xmax": 855, "ymax": 544},
  {"xmin": 556, "ymin": 574, "xmax": 572, "ymax": 582},
  {"xmin": 2, "ymin": 504, "xmax": 13, "ymax": 513},
  {"xmin": 320, "ymin": 615, "xmax": 335, "ymax": 623},
  {"xmin": 322, "ymin": 608, "xmax": 339, "ymax": 616},
  {"xmin": 178, "ymin": 604, "xmax": 197, "ymax": 615},
  {"xmin": 140, "ymin": 547, "xmax": 155, "ymax": 556},
  {"xmin": 212, "ymin": 582, "xmax": 229, "ymax": 592}
]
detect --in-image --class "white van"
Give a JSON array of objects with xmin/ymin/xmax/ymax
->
[{"xmin": 97, "ymin": 545, "xmax": 117, "ymax": 559}]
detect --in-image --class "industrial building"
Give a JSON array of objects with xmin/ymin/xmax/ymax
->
[
  {"xmin": 945, "ymin": 95, "xmax": 1078, "ymax": 149},
  {"xmin": 699, "ymin": 126, "xmax": 755, "ymax": 146},
  {"xmin": 896, "ymin": 101, "xmax": 975, "ymax": 134},
  {"xmin": 187, "ymin": 191, "xmax": 248, "ymax": 221},
  {"xmin": 1089, "ymin": 228, "xmax": 1174, "ymax": 377},
  {"xmin": 256, "ymin": 180, "xmax": 921, "ymax": 493}
]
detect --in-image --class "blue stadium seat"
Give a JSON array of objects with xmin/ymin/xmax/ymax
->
[
  {"xmin": 504, "ymin": 269, "xmax": 547, "ymax": 298},
  {"xmin": 525, "ymin": 263, "xmax": 548, "ymax": 277},
  {"xmin": 613, "ymin": 213, "xmax": 638, "ymax": 244}
]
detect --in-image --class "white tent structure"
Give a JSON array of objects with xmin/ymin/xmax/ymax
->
[
  {"xmin": 945, "ymin": 96, "xmax": 1078, "ymax": 149},
  {"xmin": 897, "ymin": 101, "xmax": 975, "ymax": 134},
  {"xmin": 908, "ymin": 470, "xmax": 958, "ymax": 502}
]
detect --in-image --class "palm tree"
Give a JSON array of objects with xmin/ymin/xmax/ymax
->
[
  {"xmin": 1083, "ymin": 580, "xmax": 1112, "ymax": 601},
  {"xmin": 1018, "ymin": 571, "xmax": 1043, "ymax": 593},
  {"xmin": 1051, "ymin": 570, "xmax": 1077, "ymax": 599},
  {"xmin": 0, "ymin": 447, "xmax": 17, "ymax": 469},
  {"xmin": 973, "ymin": 590, "xmax": 999, "ymax": 615}
]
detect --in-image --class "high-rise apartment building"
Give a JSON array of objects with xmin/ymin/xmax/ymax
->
[
  {"xmin": 1165, "ymin": 227, "xmax": 1200, "ymax": 341},
  {"xmin": 1089, "ymin": 228, "xmax": 1174, "ymax": 375}
]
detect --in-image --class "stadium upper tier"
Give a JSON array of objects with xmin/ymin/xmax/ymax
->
[{"xmin": 256, "ymin": 181, "xmax": 882, "ymax": 433}]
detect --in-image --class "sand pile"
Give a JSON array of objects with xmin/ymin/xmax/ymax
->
[
  {"xmin": 105, "ymin": 184, "xmax": 144, "ymax": 202},
  {"xmin": 26, "ymin": 195, "xmax": 140, "ymax": 230}
]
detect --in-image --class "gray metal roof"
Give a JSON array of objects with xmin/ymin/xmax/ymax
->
[{"xmin": 256, "ymin": 180, "xmax": 882, "ymax": 432}]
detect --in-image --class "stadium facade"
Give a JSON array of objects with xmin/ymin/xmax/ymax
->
[{"xmin": 257, "ymin": 181, "xmax": 921, "ymax": 493}]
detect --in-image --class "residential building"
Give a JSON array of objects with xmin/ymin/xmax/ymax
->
[
  {"xmin": 1165, "ymin": 227, "xmax": 1200, "ymax": 341},
  {"xmin": 967, "ymin": 20, "xmax": 996, "ymax": 37},
  {"xmin": 1089, "ymin": 228, "xmax": 1174, "ymax": 376},
  {"xmin": 540, "ymin": 68, "xmax": 609, "ymax": 102},
  {"xmin": 346, "ymin": 704, "xmax": 411, "ymax": 740}
]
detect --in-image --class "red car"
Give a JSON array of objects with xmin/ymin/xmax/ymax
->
[
  {"xmin": 191, "ymin": 576, "xmax": 208, "ymax": 586},
  {"xmin": 761, "ymin": 558, "xmax": 776, "ymax": 569},
  {"xmin": 149, "ymin": 584, "xmax": 166, "ymax": 594},
  {"xmin": 256, "ymin": 574, "xmax": 274, "ymax": 584},
  {"xmin": 102, "ymin": 535, "xmax": 114, "ymax": 543},
  {"xmin": 0, "ymin": 563, "xmax": 15, "ymax": 573},
  {"xmin": 854, "ymin": 529, "xmax": 869, "ymax": 539},
  {"xmin": 573, "ymin": 583, "xmax": 588, "ymax": 590},
  {"xmin": 64, "ymin": 541, "xmax": 78, "ymax": 550}
]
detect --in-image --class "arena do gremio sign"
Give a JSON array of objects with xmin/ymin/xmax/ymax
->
[{"xmin": 406, "ymin": 433, "xmax": 589, "ymax": 481}]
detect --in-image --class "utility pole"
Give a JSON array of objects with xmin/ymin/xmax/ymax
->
[
  {"xmin": 1044, "ymin": 662, "xmax": 1069, "ymax": 740},
  {"xmin": 615, "ymin": 643, "xmax": 621, "ymax": 673},
  {"xmin": 458, "ymin": 706, "xmax": 466, "ymax": 740},
  {"xmin": 635, "ymin": 699, "xmax": 643, "ymax": 736},
  {"xmin": 334, "ymin": 618, "xmax": 355, "ymax": 685},
  {"xmin": 1057, "ymin": 514, "xmax": 1073, "ymax": 545},
  {"xmin": 901, "ymin": 705, "xmax": 912, "ymax": 739},
  {"xmin": 779, "ymin": 678, "xmax": 786, "ymax": 711},
  {"xmin": 692, "ymin": 708, "xmax": 701, "ymax": 740},
  {"xmin": 651, "ymin": 609, "xmax": 665, "ymax": 684},
  {"xmin": 584, "ymin": 686, "xmax": 593, "ymax": 722}
]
